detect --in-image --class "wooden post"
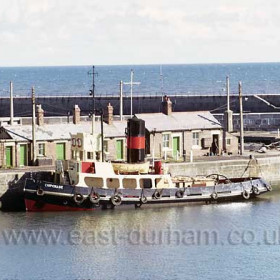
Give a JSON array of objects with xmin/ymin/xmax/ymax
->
[
  {"xmin": 226, "ymin": 76, "xmax": 230, "ymax": 111},
  {"xmin": 120, "ymin": 80, "xmax": 123, "ymax": 121},
  {"xmin": 239, "ymin": 81, "xmax": 244, "ymax": 155},
  {"xmin": 32, "ymin": 86, "xmax": 37, "ymax": 165},
  {"xmin": 10, "ymin": 81, "xmax": 14, "ymax": 125}
]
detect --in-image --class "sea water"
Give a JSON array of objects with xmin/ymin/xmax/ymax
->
[
  {"xmin": 1, "ymin": 63, "xmax": 280, "ymax": 97},
  {"xmin": 0, "ymin": 190, "xmax": 279, "ymax": 280}
]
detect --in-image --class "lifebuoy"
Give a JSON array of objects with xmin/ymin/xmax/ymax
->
[
  {"xmin": 253, "ymin": 186, "xmax": 260, "ymax": 195},
  {"xmin": 89, "ymin": 192, "xmax": 100, "ymax": 204},
  {"xmin": 264, "ymin": 184, "xmax": 272, "ymax": 191},
  {"xmin": 242, "ymin": 190, "xmax": 250, "ymax": 200},
  {"xmin": 36, "ymin": 188, "xmax": 45, "ymax": 196},
  {"xmin": 211, "ymin": 192, "xmax": 218, "ymax": 200},
  {"xmin": 73, "ymin": 193, "xmax": 84, "ymax": 204},
  {"xmin": 140, "ymin": 196, "xmax": 148, "ymax": 204},
  {"xmin": 110, "ymin": 194, "xmax": 122, "ymax": 206},
  {"xmin": 153, "ymin": 190, "xmax": 162, "ymax": 199},
  {"xmin": 175, "ymin": 190, "xmax": 184, "ymax": 198}
]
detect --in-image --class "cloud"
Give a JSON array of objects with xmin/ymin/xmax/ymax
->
[{"xmin": 0, "ymin": 0, "xmax": 280, "ymax": 65}]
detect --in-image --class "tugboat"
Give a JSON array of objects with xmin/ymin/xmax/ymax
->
[{"xmin": 24, "ymin": 116, "xmax": 271, "ymax": 212}]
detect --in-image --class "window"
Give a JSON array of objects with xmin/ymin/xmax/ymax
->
[
  {"xmin": 226, "ymin": 138, "xmax": 231, "ymax": 145},
  {"xmin": 87, "ymin": 152, "xmax": 94, "ymax": 160},
  {"xmin": 38, "ymin": 143, "xmax": 45, "ymax": 156},
  {"xmin": 192, "ymin": 132, "xmax": 199, "ymax": 146},
  {"xmin": 162, "ymin": 134, "xmax": 170, "ymax": 148}
]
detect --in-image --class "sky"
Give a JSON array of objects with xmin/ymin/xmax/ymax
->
[{"xmin": 0, "ymin": 0, "xmax": 280, "ymax": 66}]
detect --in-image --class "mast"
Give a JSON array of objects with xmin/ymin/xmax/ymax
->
[
  {"xmin": 123, "ymin": 69, "xmax": 140, "ymax": 118},
  {"xmin": 88, "ymin": 66, "xmax": 98, "ymax": 134},
  {"xmin": 31, "ymin": 86, "xmax": 36, "ymax": 165}
]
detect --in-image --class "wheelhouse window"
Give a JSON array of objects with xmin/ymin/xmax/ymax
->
[
  {"xmin": 192, "ymin": 132, "xmax": 200, "ymax": 146},
  {"xmin": 38, "ymin": 143, "xmax": 45, "ymax": 156},
  {"xmin": 162, "ymin": 134, "xmax": 170, "ymax": 148},
  {"xmin": 87, "ymin": 152, "xmax": 94, "ymax": 160}
]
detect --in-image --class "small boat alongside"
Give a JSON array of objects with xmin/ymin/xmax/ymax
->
[{"xmin": 24, "ymin": 116, "xmax": 271, "ymax": 212}]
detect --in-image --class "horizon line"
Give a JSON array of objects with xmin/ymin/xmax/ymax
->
[{"xmin": 1, "ymin": 61, "xmax": 280, "ymax": 68}]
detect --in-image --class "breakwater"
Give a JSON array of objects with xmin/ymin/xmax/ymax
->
[{"xmin": 1, "ymin": 94, "xmax": 280, "ymax": 118}]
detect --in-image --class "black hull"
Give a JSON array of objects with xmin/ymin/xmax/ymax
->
[{"xmin": 23, "ymin": 177, "xmax": 271, "ymax": 212}]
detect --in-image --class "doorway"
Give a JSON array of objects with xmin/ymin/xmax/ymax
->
[{"xmin": 172, "ymin": 136, "xmax": 180, "ymax": 158}]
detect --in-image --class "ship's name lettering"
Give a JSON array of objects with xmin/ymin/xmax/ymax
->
[{"xmin": 45, "ymin": 184, "xmax": 63, "ymax": 190}]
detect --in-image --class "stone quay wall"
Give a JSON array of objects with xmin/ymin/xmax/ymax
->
[{"xmin": 168, "ymin": 155, "xmax": 280, "ymax": 188}]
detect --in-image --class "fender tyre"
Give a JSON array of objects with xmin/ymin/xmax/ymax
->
[
  {"xmin": 89, "ymin": 192, "xmax": 100, "ymax": 204},
  {"xmin": 110, "ymin": 194, "xmax": 122, "ymax": 206},
  {"xmin": 73, "ymin": 193, "xmax": 85, "ymax": 205},
  {"xmin": 242, "ymin": 190, "xmax": 250, "ymax": 200}
]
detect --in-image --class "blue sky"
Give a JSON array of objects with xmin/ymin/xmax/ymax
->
[{"xmin": 0, "ymin": 0, "xmax": 280, "ymax": 66}]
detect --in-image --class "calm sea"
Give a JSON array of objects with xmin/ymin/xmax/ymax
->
[
  {"xmin": 0, "ymin": 191, "xmax": 279, "ymax": 280},
  {"xmin": 1, "ymin": 63, "xmax": 280, "ymax": 97}
]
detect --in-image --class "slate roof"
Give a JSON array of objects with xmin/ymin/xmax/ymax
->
[
  {"xmin": 2, "ymin": 121, "xmax": 127, "ymax": 142},
  {"xmin": 1, "ymin": 111, "xmax": 221, "ymax": 142},
  {"xmin": 136, "ymin": 111, "xmax": 221, "ymax": 132}
]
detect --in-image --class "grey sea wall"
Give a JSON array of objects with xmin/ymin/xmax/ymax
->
[{"xmin": 1, "ymin": 94, "xmax": 280, "ymax": 118}]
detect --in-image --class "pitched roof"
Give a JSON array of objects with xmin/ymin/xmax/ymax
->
[
  {"xmin": 136, "ymin": 111, "xmax": 221, "ymax": 132},
  {"xmin": 2, "ymin": 121, "xmax": 126, "ymax": 142},
  {"xmin": 1, "ymin": 111, "xmax": 221, "ymax": 142}
]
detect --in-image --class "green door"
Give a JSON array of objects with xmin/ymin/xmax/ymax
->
[
  {"xmin": 116, "ymin": 140, "xmax": 123, "ymax": 160},
  {"xmin": 5, "ymin": 146, "xmax": 13, "ymax": 167},
  {"xmin": 172, "ymin": 137, "xmax": 180, "ymax": 158},
  {"xmin": 20, "ymin": 145, "xmax": 27, "ymax": 166},
  {"xmin": 56, "ymin": 143, "xmax": 65, "ymax": 160}
]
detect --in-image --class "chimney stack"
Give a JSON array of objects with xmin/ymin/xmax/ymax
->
[
  {"xmin": 162, "ymin": 96, "xmax": 172, "ymax": 115},
  {"xmin": 105, "ymin": 103, "xmax": 114, "ymax": 125},
  {"xmin": 73, "ymin": 105, "xmax": 81, "ymax": 124},
  {"xmin": 36, "ymin": 104, "xmax": 44, "ymax": 126}
]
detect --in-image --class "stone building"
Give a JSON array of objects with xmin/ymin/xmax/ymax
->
[
  {"xmin": 0, "ymin": 100, "xmax": 238, "ymax": 167},
  {"xmin": 0, "ymin": 104, "xmax": 127, "ymax": 167},
  {"xmin": 137, "ymin": 98, "xmax": 238, "ymax": 160}
]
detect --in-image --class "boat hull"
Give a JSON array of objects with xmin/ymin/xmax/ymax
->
[{"xmin": 24, "ymin": 178, "xmax": 271, "ymax": 212}]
